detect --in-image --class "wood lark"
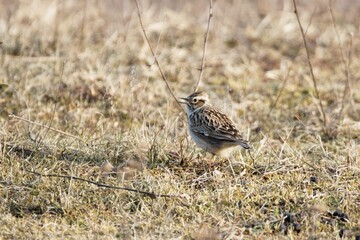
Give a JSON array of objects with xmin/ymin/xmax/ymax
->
[{"xmin": 180, "ymin": 91, "xmax": 251, "ymax": 157}]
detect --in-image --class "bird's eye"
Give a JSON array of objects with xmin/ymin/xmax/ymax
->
[{"xmin": 193, "ymin": 98, "xmax": 198, "ymax": 103}]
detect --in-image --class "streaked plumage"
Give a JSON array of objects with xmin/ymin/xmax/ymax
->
[{"xmin": 180, "ymin": 91, "xmax": 250, "ymax": 157}]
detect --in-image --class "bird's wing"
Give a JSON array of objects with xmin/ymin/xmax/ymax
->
[{"xmin": 189, "ymin": 107, "xmax": 249, "ymax": 145}]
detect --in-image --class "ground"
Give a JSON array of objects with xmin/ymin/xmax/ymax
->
[{"xmin": 1, "ymin": 0, "xmax": 360, "ymax": 239}]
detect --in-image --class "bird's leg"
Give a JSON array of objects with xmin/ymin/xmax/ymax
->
[
  {"xmin": 247, "ymin": 150, "xmax": 255, "ymax": 166},
  {"xmin": 206, "ymin": 153, "xmax": 215, "ymax": 169},
  {"xmin": 192, "ymin": 151, "xmax": 207, "ymax": 169},
  {"xmin": 227, "ymin": 157, "xmax": 236, "ymax": 177},
  {"xmin": 180, "ymin": 156, "xmax": 187, "ymax": 166},
  {"xmin": 210, "ymin": 154, "xmax": 226, "ymax": 169}
]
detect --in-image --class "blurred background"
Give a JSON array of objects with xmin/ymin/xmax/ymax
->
[
  {"xmin": 1, "ymin": 0, "xmax": 359, "ymax": 138},
  {"xmin": 1, "ymin": 1, "xmax": 360, "ymax": 239}
]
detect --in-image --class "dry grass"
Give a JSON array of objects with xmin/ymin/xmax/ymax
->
[{"xmin": 1, "ymin": 0, "xmax": 360, "ymax": 239}]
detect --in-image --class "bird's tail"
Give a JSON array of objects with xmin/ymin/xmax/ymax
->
[{"xmin": 239, "ymin": 140, "xmax": 252, "ymax": 149}]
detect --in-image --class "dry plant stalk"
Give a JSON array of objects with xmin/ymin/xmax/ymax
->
[
  {"xmin": 328, "ymin": 0, "xmax": 352, "ymax": 121},
  {"xmin": 267, "ymin": 8, "xmax": 316, "ymax": 119},
  {"xmin": 26, "ymin": 169, "xmax": 184, "ymax": 198},
  {"xmin": 79, "ymin": 0, "xmax": 87, "ymax": 49},
  {"xmin": 33, "ymin": 104, "xmax": 57, "ymax": 148},
  {"xmin": 134, "ymin": 0, "xmax": 184, "ymax": 112},
  {"xmin": 32, "ymin": 62, "xmax": 66, "ymax": 147},
  {"xmin": 293, "ymin": 0, "xmax": 327, "ymax": 131},
  {"xmin": 194, "ymin": 0, "xmax": 213, "ymax": 92},
  {"xmin": 8, "ymin": 114, "xmax": 85, "ymax": 143}
]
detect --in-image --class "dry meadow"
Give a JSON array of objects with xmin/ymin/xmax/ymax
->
[{"xmin": 1, "ymin": 0, "xmax": 360, "ymax": 239}]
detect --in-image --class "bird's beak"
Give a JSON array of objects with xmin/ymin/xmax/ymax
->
[{"xmin": 179, "ymin": 97, "xmax": 188, "ymax": 104}]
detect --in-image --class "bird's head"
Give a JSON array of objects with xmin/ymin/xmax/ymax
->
[{"xmin": 179, "ymin": 91, "xmax": 209, "ymax": 114}]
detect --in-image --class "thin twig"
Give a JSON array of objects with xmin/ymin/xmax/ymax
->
[
  {"xmin": 8, "ymin": 114, "xmax": 85, "ymax": 143},
  {"xmin": 328, "ymin": 0, "xmax": 352, "ymax": 120},
  {"xmin": 35, "ymin": 64, "xmax": 65, "ymax": 147},
  {"xmin": 79, "ymin": 0, "xmax": 87, "ymax": 49},
  {"xmin": 4, "ymin": 55, "xmax": 65, "ymax": 62},
  {"xmin": 134, "ymin": 0, "xmax": 184, "ymax": 112},
  {"xmin": 293, "ymin": 0, "xmax": 327, "ymax": 131},
  {"xmin": 25, "ymin": 169, "xmax": 184, "ymax": 199},
  {"xmin": 266, "ymin": 68, "xmax": 291, "ymax": 119},
  {"xmin": 266, "ymin": 7, "xmax": 316, "ymax": 119},
  {"xmin": 194, "ymin": 0, "xmax": 213, "ymax": 92},
  {"xmin": 53, "ymin": 0, "xmax": 60, "ymax": 45},
  {"xmin": 36, "ymin": 104, "xmax": 57, "ymax": 148}
]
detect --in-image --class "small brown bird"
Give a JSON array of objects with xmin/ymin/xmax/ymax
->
[{"xmin": 179, "ymin": 91, "xmax": 250, "ymax": 157}]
